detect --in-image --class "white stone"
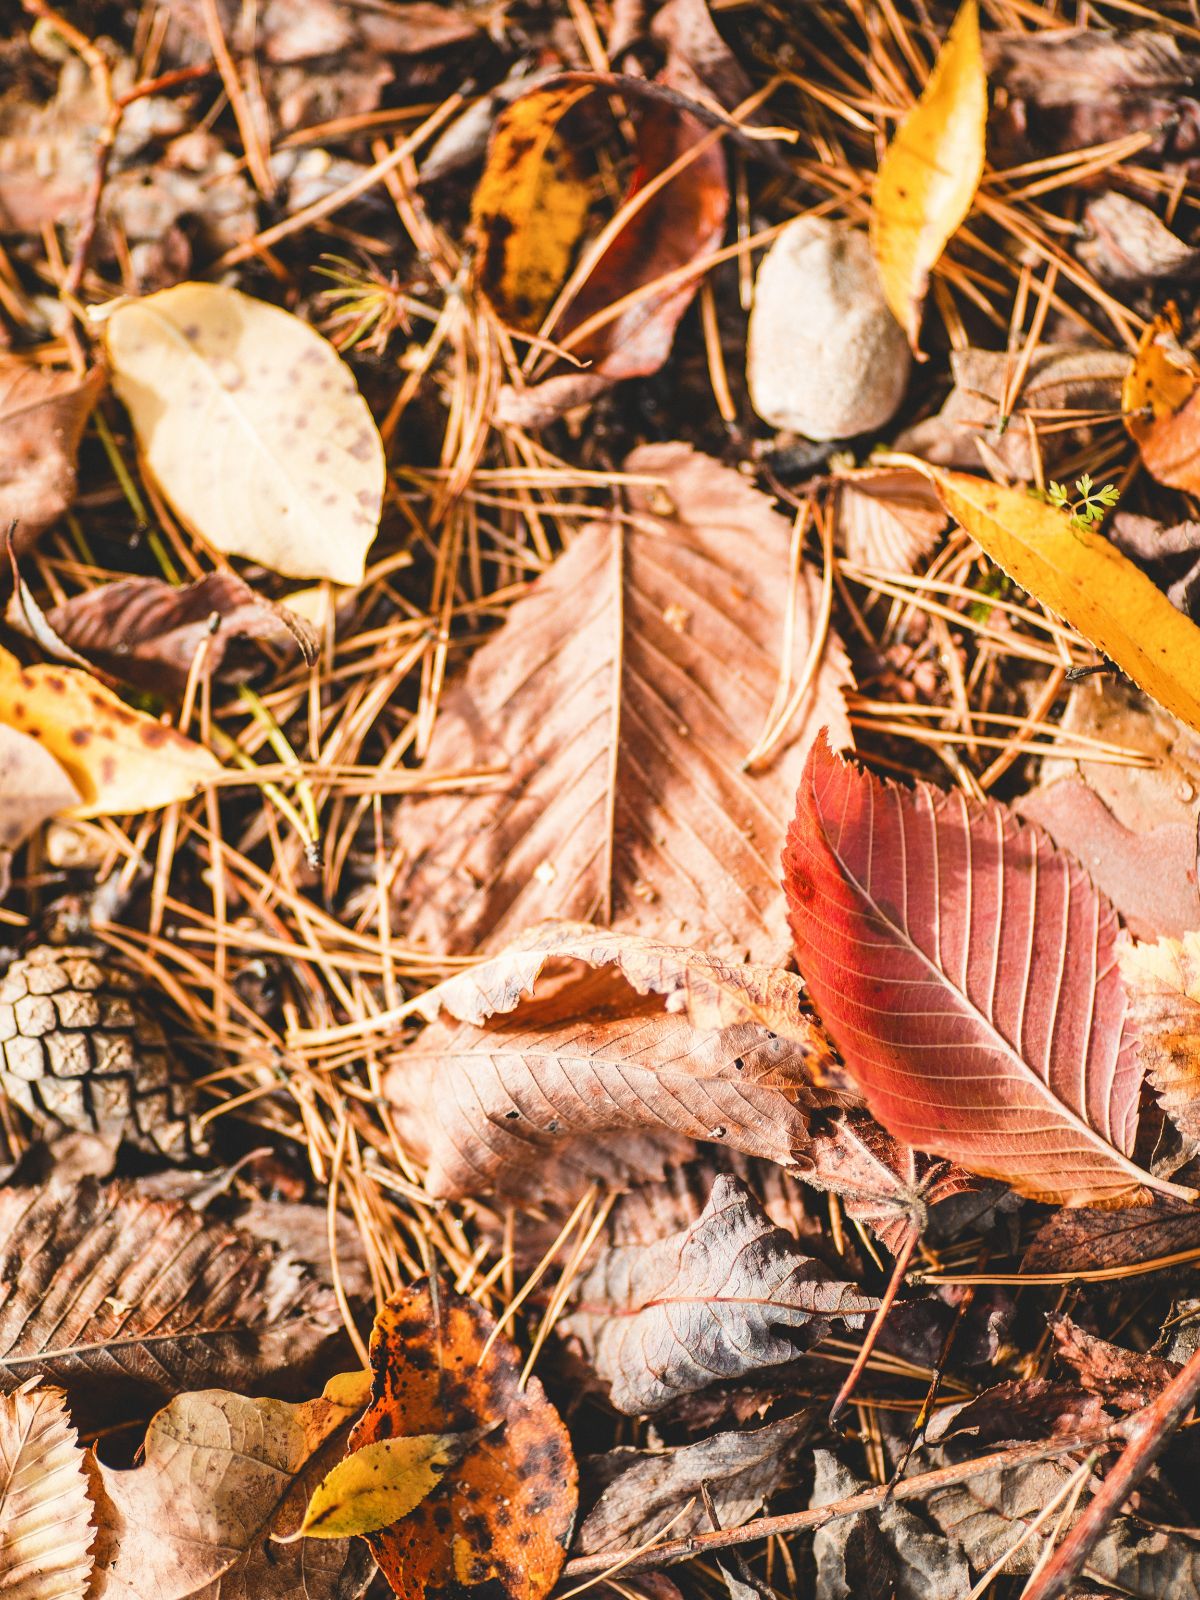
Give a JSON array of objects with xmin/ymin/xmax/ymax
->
[{"xmin": 747, "ymin": 216, "xmax": 911, "ymax": 440}]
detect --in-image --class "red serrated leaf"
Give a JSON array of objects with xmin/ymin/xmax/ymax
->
[{"xmin": 782, "ymin": 736, "xmax": 1194, "ymax": 1207}]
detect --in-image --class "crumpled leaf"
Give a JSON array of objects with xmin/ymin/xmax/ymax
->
[
  {"xmin": 1078, "ymin": 191, "xmax": 1200, "ymax": 287},
  {"xmin": 87, "ymin": 1373, "xmax": 372, "ymax": 1600},
  {"xmin": 0, "ymin": 360, "xmax": 104, "ymax": 549},
  {"xmin": 908, "ymin": 460, "xmax": 1200, "ymax": 738},
  {"xmin": 1108, "ymin": 512, "xmax": 1200, "ymax": 619},
  {"xmin": 925, "ymin": 1378, "xmax": 1103, "ymax": 1446},
  {"xmin": 384, "ymin": 922, "xmax": 840, "ymax": 1201},
  {"xmin": 784, "ymin": 736, "xmax": 1181, "ymax": 1207},
  {"xmin": 0, "ymin": 722, "xmax": 82, "ymax": 851},
  {"xmin": 300, "ymin": 1431, "xmax": 480, "ymax": 1539},
  {"xmin": 1024, "ymin": 1193, "xmax": 1200, "ymax": 1275},
  {"xmin": 834, "ymin": 464, "xmax": 947, "ymax": 572},
  {"xmin": 560, "ymin": 1174, "xmax": 876, "ymax": 1414},
  {"xmin": 1049, "ymin": 1314, "xmax": 1178, "ymax": 1414},
  {"xmin": 103, "ymin": 282, "xmax": 385, "ymax": 584},
  {"xmin": 0, "ymin": 644, "xmax": 220, "ymax": 818},
  {"xmin": 0, "ymin": 1383, "xmax": 94, "ymax": 1600},
  {"xmin": 811, "ymin": 1450, "xmax": 972, "ymax": 1600},
  {"xmin": 1123, "ymin": 303, "xmax": 1200, "ymax": 495},
  {"xmin": 347, "ymin": 1280, "xmax": 577, "ymax": 1600},
  {"xmin": 894, "ymin": 345, "xmax": 1130, "ymax": 481},
  {"xmin": 577, "ymin": 1412, "xmax": 809, "ymax": 1555},
  {"xmin": 471, "ymin": 85, "xmax": 593, "ymax": 330},
  {"xmin": 0, "ymin": 1178, "xmax": 346, "ymax": 1429},
  {"xmin": 1122, "ymin": 930, "xmax": 1200, "ymax": 1151},
  {"xmin": 870, "ymin": 0, "xmax": 986, "ymax": 351},
  {"xmin": 392, "ymin": 443, "xmax": 852, "ymax": 962},
  {"xmin": 42, "ymin": 572, "xmax": 318, "ymax": 696}
]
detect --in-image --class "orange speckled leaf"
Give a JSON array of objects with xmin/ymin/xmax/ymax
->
[
  {"xmin": 1123, "ymin": 303, "xmax": 1200, "ymax": 493},
  {"xmin": 348, "ymin": 1280, "xmax": 577, "ymax": 1600}
]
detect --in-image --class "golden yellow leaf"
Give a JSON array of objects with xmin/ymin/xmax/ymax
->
[
  {"xmin": 470, "ymin": 84, "xmax": 594, "ymax": 330},
  {"xmin": 903, "ymin": 460, "xmax": 1200, "ymax": 736},
  {"xmin": 103, "ymin": 283, "xmax": 385, "ymax": 585},
  {"xmin": 1122, "ymin": 303, "xmax": 1200, "ymax": 492},
  {"xmin": 300, "ymin": 1432, "xmax": 474, "ymax": 1540},
  {"xmin": 0, "ymin": 644, "xmax": 221, "ymax": 817},
  {"xmin": 870, "ymin": 0, "xmax": 987, "ymax": 352}
]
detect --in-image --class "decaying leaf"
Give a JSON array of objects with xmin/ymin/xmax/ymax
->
[
  {"xmin": 0, "ymin": 645, "xmax": 220, "ymax": 817},
  {"xmin": 471, "ymin": 85, "xmax": 593, "ymax": 330},
  {"xmin": 300, "ymin": 1431, "xmax": 481, "ymax": 1539},
  {"xmin": 833, "ymin": 464, "xmax": 948, "ymax": 572},
  {"xmin": 393, "ymin": 443, "xmax": 852, "ymax": 962},
  {"xmin": 784, "ymin": 737, "xmax": 1179, "ymax": 1207},
  {"xmin": 560, "ymin": 1174, "xmax": 876, "ymax": 1414},
  {"xmin": 0, "ymin": 1383, "xmax": 94, "ymax": 1600},
  {"xmin": 347, "ymin": 1280, "xmax": 577, "ymax": 1600},
  {"xmin": 87, "ymin": 1374, "xmax": 372, "ymax": 1600},
  {"xmin": 384, "ymin": 922, "xmax": 839, "ymax": 1201},
  {"xmin": 0, "ymin": 1178, "xmax": 346, "ymax": 1427},
  {"xmin": 1024, "ymin": 1193, "xmax": 1200, "ymax": 1275},
  {"xmin": 43, "ymin": 571, "xmax": 318, "ymax": 696},
  {"xmin": 103, "ymin": 282, "xmax": 385, "ymax": 584},
  {"xmin": 1122, "ymin": 930, "xmax": 1200, "ymax": 1150},
  {"xmin": 1123, "ymin": 303, "xmax": 1200, "ymax": 495},
  {"xmin": 870, "ymin": 0, "xmax": 986, "ymax": 350},
  {"xmin": 0, "ymin": 360, "xmax": 104, "ymax": 549},
  {"xmin": 1049, "ymin": 1314, "xmax": 1178, "ymax": 1413},
  {"xmin": 908, "ymin": 460, "xmax": 1200, "ymax": 738},
  {"xmin": 0, "ymin": 722, "xmax": 82, "ymax": 851},
  {"xmin": 1078, "ymin": 191, "xmax": 1200, "ymax": 287},
  {"xmin": 1108, "ymin": 511, "xmax": 1200, "ymax": 619},
  {"xmin": 577, "ymin": 1412, "xmax": 809, "ymax": 1554}
]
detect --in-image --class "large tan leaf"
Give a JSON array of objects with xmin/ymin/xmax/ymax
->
[
  {"xmin": 559, "ymin": 1174, "xmax": 876, "ymax": 1413},
  {"xmin": 0, "ymin": 645, "xmax": 220, "ymax": 817},
  {"xmin": 384, "ymin": 923, "xmax": 840, "ymax": 1201},
  {"xmin": 392, "ymin": 444, "xmax": 853, "ymax": 961},
  {"xmin": 0, "ymin": 1179, "xmax": 345, "ymax": 1429},
  {"xmin": 0, "ymin": 723, "xmax": 81, "ymax": 850},
  {"xmin": 0, "ymin": 360, "xmax": 104, "ymax": 547},
  {"xmin": 0, "ymin": 1384, "xmax": 94, "ymax": 1600},
  {"xmin": 87, "ymin": 1376, "xmax": 372, "ymax": 1600},
  {"xmin": 103, "ymin": 283, "xmax": 385, "ymax": 584},
  {"xmin": 1121, "ymin": 930, "xmax": 1200, "ymax": 1150}
]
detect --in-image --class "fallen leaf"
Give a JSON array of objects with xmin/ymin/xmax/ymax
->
[
  {"xmin": 42, "ymin": 571, "xmax": 318, "ymax": 696},
  {"xmin": 1077, "ymin": 191, "xmax": 1200, "ymax": 286},
  {"xmin": 576, "ymin": 1413, "xmax": 809, "ymax": 1554},
  {"xmin": 300, "ymin": 1431, "xmax": 480, "ymax": 1538},
  {"xmin": 1024, "ymin": 1194, "xmax": 1200, "ymax": 1275},
  {"xmin": 893, "ymin": 345, "xmax": 1130, "ymax": 481},
  {"xmin": 834, "ymin": 464, "xmax": 948, "ymax": 572},
  {"xmin": 471, "ymin": 85, "xmax": 594, "ymax": 330},
  {"xmin": 907, "ymin": 460, "xmax": 1200, "ymax": 738},
  {"xmin": 1123, "ymin": 303, "xmax": 1200, "ymax": 495},
  {"xmin": 1049, "ymin": 1314, "xmax": 1178, "ymax": 1413},
  {"xmin": 87, "ymin": 1375, "xmax": 372, "ymax": 1600},
  {"xmin": 559, "ymin": 1174, "xmax": 876, "ymax": 1414},
  {"xmin": 0, "ymin": 1178, "xmax": 346, "ymax": 1428},
  {"xmin": 392, "ymin": 443, "xmax": 853, "ymax": 961},
  {"xmin": 0, "ymin": 360, "xmax": 104, "ymax": 549},
  {"xmin": 0, "ymin": 644, "xmax": 220, "ymax": 817},
  {"xmin": 783, "ymin": 737, "xmax": 1182, "ymax": 1207},
  {"xmin": 1122, "ymin": 930, "xmax": 1200, "ymax": 1151},
  {"xmin": 384, "ymin": 921, "xmax": 840, "ymax": 1201},
  {"xmin": 1108, "ymin": 512, "xmax": 1200, "ymax": 619},
  {"xmin": 0, "ymin": 722, "xmax": 82, "ymax": 850},
  {"xmin": 870, "ymin": 0, "xmax": 986, "ymax": 351},
  {"xmin": 0, "ymin": 1383, "xmax": 94, "ymax": 1600},
  {"xmin": 644, "ymin": 0, "xmax": 754, "ymax": 112},
  {"xmin": 925, "ymin": 1378, "xmax": 1103, "ymax": 1445},
  {"xmin": 347, "ymin": 1280, "xmax": 577, "ymax": 1600},
  {"xmin": 103, "ymin": 282, "xmax": 385, "ymax": 584}
]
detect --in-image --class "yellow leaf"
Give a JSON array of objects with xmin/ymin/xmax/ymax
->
[
  {"xmin": 0, "ymin": 645, "xmax": 221, "ymax": 818},
  {"xmin": 870, "ymin": 0, "xmax": 987, "ymax": 353},
  {"xmin": 904, "ymin": 460, "xmax": 1200, "ymax": 736},
  {"xmin": 1122, "ymin": 303, "xmax": 1200, "ymax": 492},
  {"xmin": 300, "ymin": 1432, "xmax": 472, "ymax": 1540},
  {"xmin": 471, "ymin": 85, "xmax": 594, "ymax": 331},
  {"xmin": 103, "ymin": 284, "xmax": 385, "ymax": 585}
]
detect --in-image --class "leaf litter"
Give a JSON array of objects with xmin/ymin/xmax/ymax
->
[{"xmin": 5, "ymin": 2, "xmax": 1200, "ymax": 1598}]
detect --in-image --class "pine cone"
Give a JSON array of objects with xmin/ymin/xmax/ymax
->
[{"xmin": 0, "ymin": 945, "xmax": 207, "ymax": 1160}]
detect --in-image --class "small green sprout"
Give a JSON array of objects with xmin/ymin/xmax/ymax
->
[{"xmin": 1046, "ymin": 474, "xmax": 1121, "ymax": 531}]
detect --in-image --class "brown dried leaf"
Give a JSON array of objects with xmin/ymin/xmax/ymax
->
[
  {"xmin": 88, "ymin": 1374, "xmax": 372, "ymax": 1600},
  {"xmin": 559, "ymin": 1174, "xmax": 877, "ymax": 1413},
  {"xmin": 392, "ymin": 444, "xmax": 852, "ymax": 962},
  {"xmin": 1122, "ymin": 930, "xmax": 1200, "ymax": 1150},
  {"xmin": 0, "ymin": 1178, "xmax": 345, "ymax": 1428},
  {"xmin": 348, "ymin": 1280, "xmax": 577, "ymax": 1600},
  {"xmin": 0, "ymin": 1384, "xmax": 94, "ymax": 1600},
  {"xmin": 0, "ymin": 723, "xmax": 81, "ymax": 851},
  {"xmin": 834, "ymin": 465, "xmax": 948, "ymax": 572},
  {"xmin": 925, "ymin": 1378, "xmax": 1104, "ymax": 1446},
  {"xmin": 1049, "ymin": 1314, "xmax": 1178, "ymax": 1413},
  {"xmin": 384, "ymin": 923, "xmax": 838, "ymax": 1201},
  {"xmin": 43, "ymin": 572, "xmax": 318, "ymax": 696},
  {"xmin": 577, "ymin": 1412, "xmax": 809, "ymax": 1555},
  {"xmin": 1023, "ymin": 1193, "xmax": 1200, "ymax": 1275},
  {"xmin": 0, "ymin": 361, "xmax": 104, "ymax": 548},
  {"xmin": 1123, "ymin": 304, "xmax": 1200, "ymax": 495},
  {"xmin": 1078, "ymin": 192, "xmax": 1200, "ymax": 287}
]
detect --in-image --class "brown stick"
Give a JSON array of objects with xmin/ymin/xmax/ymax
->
[
  {"xmin": 560, "ymin": 1429, "xmax": 1118, "ymax": 1580},
  {"xmin": 1019, "ymin": 1342, "xmax": 1200, "ymax": 1600},
  {"xmin": 828, "ymin": 1222, "xmax": 917, "ymax": 1429}
]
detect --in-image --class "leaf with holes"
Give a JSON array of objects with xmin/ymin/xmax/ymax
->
[{"xmin": 783, "ymin": 737, "xmax": 1188, "ymax": 1206}]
